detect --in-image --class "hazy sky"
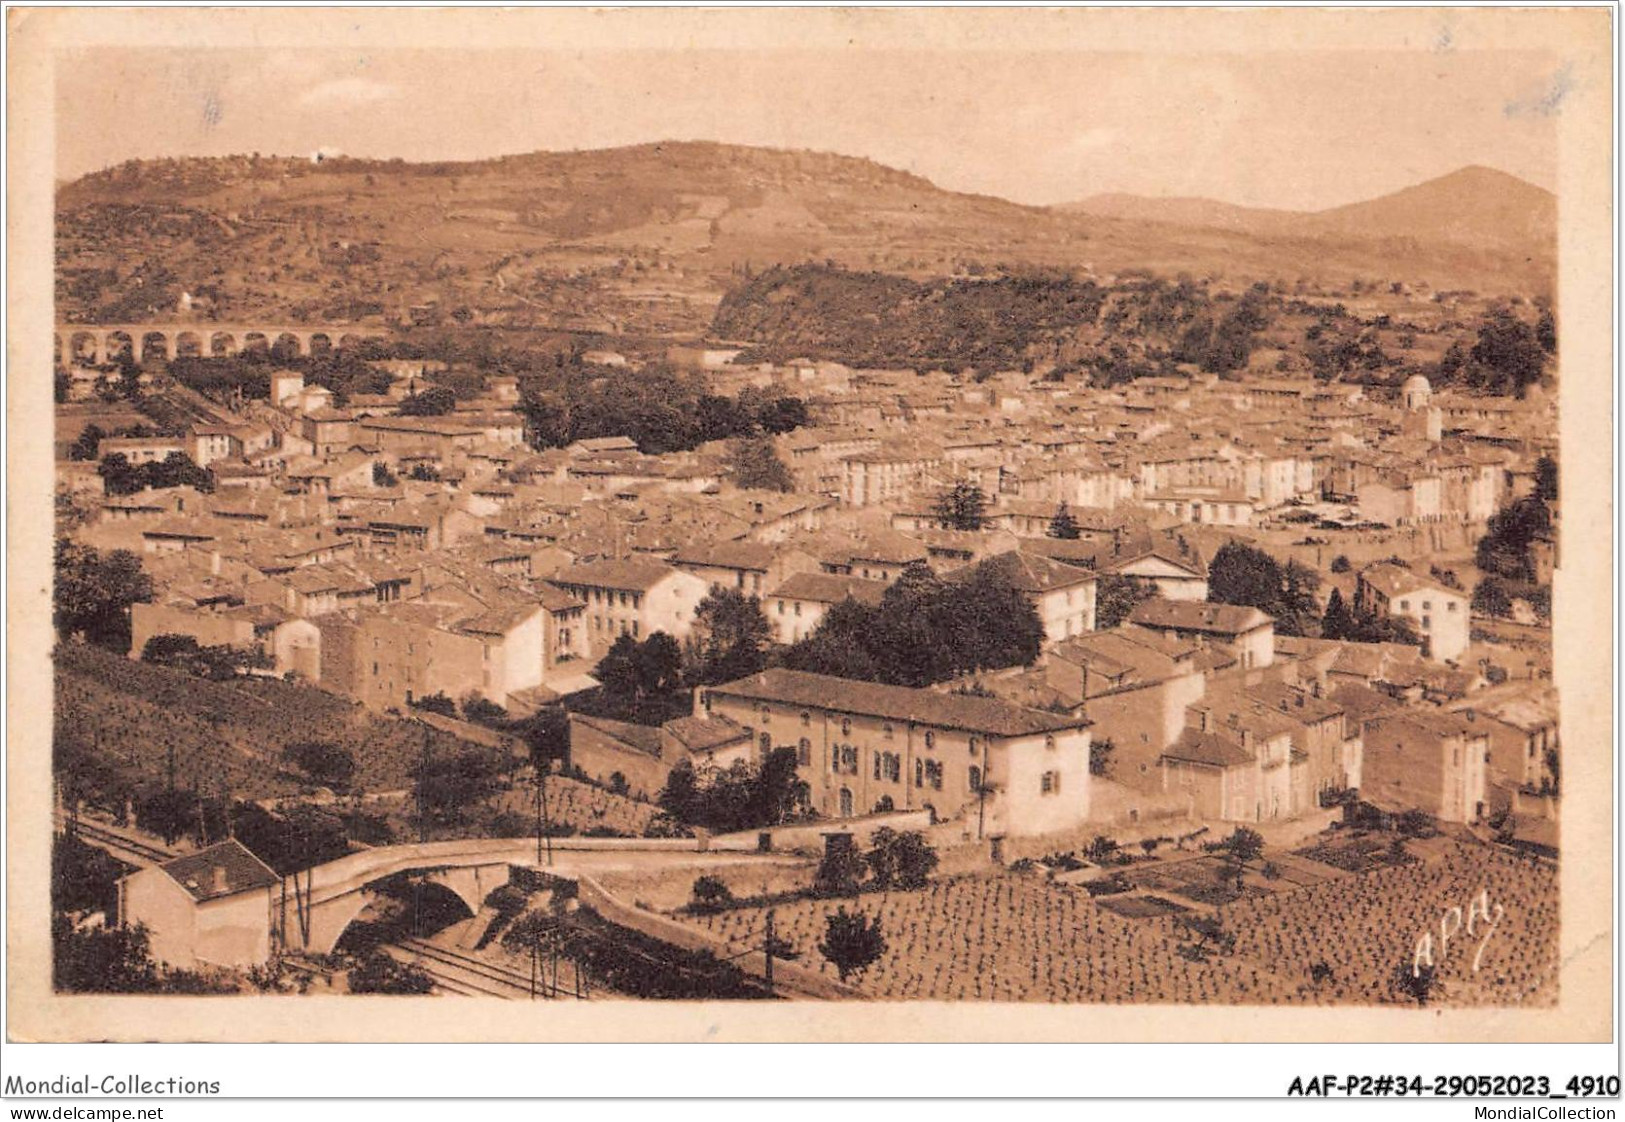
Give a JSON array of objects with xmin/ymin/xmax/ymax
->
[{"xmin": 56, "ymin": 46, "xmax": 1562, "ymax": 209}]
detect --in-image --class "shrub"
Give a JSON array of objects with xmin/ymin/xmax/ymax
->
[
  {"xmin": 461, "ymin": 696, "xmax": 509, "ymax": 726},
  {"xmin": 410, "ymin": 692, "xmax": 457, "ymax": 718},
  {"xmin": 864, "ymin": 828, "xmax": 939, "ymax": 891},
  {"xmin": 347, "ymin": 951, "xmax": 434, "ymax": 995},
  {"xmin": 690, "ymin": 875, "xmax": 733, "ymax": 913},
  {"xmin": 813, "ymin": 836, "xmax": 865, "ymax": 898},
  {"xmin": 817, "ymin": 906, "xmax": 887, "ymax": 982}
]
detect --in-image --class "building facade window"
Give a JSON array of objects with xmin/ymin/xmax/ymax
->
[
  {"xmin": 797, "ymin": 737, "xmax": 811, "ymax": 766},
  {"xmin": 923, "ymin": 731, "xmax": 935, "ymax": 750},
  {"xmin": 1041, "ymin": 770, "xmax": 1060, "ymax": 795}
]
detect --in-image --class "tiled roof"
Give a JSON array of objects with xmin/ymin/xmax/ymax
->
[
  {"xmin": 1359, "ymin": 562, "xmax": 1442, "ymax": 600},
  {"xmin": 572, "ymin": 713, "xmax": 666, "ymax": 757},
  {"xmin": 662, "ymin": 714, "xmax": 750, "ymax": 753},
  {"xmin": 158, "ymin": 839, "xmax": 281, "ymax": 902},
  {"xmin": 673, "ymin": 540, "xmax": 780, "ymax": 572},
  {"xmin": 1129, "ymin": 598, "xmax": 1271, "ymax": 635},
  {"xmin": 770, "ymin": 572, "xmax": 888, "ymax": 607},
  {"xmin": 1161, "ymin": 729, "xmax": 1253, "ymax": 768},
  {"xmin": 706, "ymin": 669, "xmax": 1089, "ymax": 738},
  {"xmin": 972, "ymin": 550, "xmax": 1098, "ymax": 594},
  {"xmin": 550, "ymin": 558, "xmax": 682, "ymax": 593}
]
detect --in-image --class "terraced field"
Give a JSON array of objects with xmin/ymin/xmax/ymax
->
[
  {"xmin": 55, "ymin": 642, "xmax": 482, "ymax": 800},
  {"xmin": 682, "ymin": 840, "xmax": 1557, "ymax": 1006}
]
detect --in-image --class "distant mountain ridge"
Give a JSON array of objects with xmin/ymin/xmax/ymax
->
[
  {"xmin": 1060, "ymin": 165, "xmax": 1555, "ymax": 257},
  {"xmin": 55, "ymin": 143, "xmax": 1554, "ymax": 335}
]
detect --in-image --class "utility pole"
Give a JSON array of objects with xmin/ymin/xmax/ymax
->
[
  {"xmin": 536, "ymin": 759, "xmax": 553, "ymax": 867},
  {"xmin": 542, "ymin": 761, "xmax": 555, "ymax": 865},
  {"xmin": 764, "ymin": 908, "xmax": 776, "ymax": 992},
  {"xmin": 415, "ymin": 721, "xmax": 430, "ymax": 937}
]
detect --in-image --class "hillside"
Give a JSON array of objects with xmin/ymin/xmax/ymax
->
[
  {"xmin": 1062, "ymin": 166, "xmax": 1555, "ymax": 274},
  {"xmin": 1056, "ymin": 193, "xmax": 1295, "ymax": 237},
  {"xmin": 1307, "ymin": 166, "xmax": 1556, "ymax": 254},
  {"xmin": 56, "ymin": 144, "xmax": 1553, "ymax": 339}
]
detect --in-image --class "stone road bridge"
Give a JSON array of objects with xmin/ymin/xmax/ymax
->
[{"xmin": 275, "ymin": 835, "xmax": 777, "ymax": 957}]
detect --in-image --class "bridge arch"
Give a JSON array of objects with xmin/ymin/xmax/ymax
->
[
  {"xmin": 308, "ymin": 332, "xmax": 333, "ymax": 358},
  {"xmin": 68, "ymin": 331, "xmax": 100, "ymax": 364},
  {"xmin": 139, "ymin": 331, "xmax": 171, "ymax": 364},
  {"xmin": 241, "ymin": 332, "xmax": 270, "ymax": 357},
  {"xmin": 313, "ymin": 874, "xmax": 484, "ymax": 958},
  {"xmin": 105, "ymin": 331, "xmax": 135, "ymax": 362},
  {"xmin": 209, "ymin": 332, "xmax": 237, "ymax": 357},
  {"xmin": 174, "ymin": 331, "xmax": 203, "ymax": 358},
  {"xmin": 271, "ymin": 332, "xmax": 303, "ymax": 362}
]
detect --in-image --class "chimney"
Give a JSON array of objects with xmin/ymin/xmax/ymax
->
[{"xmin": 211, "ymin": 865, "xmax": 229, "ymax": 895}]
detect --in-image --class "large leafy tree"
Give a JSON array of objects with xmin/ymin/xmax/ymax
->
[
  {"xmin": 657, "ymin": 748, "xmax": 807, "ymax": 832},
  {"xmin": 397, "ymin": 385, "xmax": 458, "ymax": 416},
  {"xmin": 1047, "ymin": 503, "xmax": 1081, "ymax": 540},
  {"xmin": 781, "ymin": 558, "xmax": 1042, "ymax": 687},
  {"xmin": 1534, "ymin": 456, "xmax": 1559, "ymax": 502},
  {"xmin": 686, "ymin": 588, "xmax": 773, "ymax": 685},
  {"xmin": 1476, "ymin": 495, "xmax": 1553, "ymax": 583},
  {"xmin": 724, "ymin": 437, "xmax": 793, "ymax": 492},
  {"xmin": 54, "ymin": 539, "xmax": 154, "ymax": 649},
  {"xmin": 98, "ymin": 451, "xmax": 214, "ymax": 496},
  {"xmin": 1207, "ymin": 542, "xmax": 1320, "ymax": 636},
  {"xmin": 933, "ymin": 481, "xmax": 988, "ymax": 531},
  {"xmin": 1095, "ymin": 573, "xmax": 1156, "ymax": 630},
  {"xmin": 1320, "ymin": 587, "xmax": 1356, "ymax": 640},
  {"xmin": 1468, "ymin": 309, "xmax": 1548, "ymax": 396},
  {"xmin": 590, "ymin": 631, "xmax": 687, "ymax": 723}
]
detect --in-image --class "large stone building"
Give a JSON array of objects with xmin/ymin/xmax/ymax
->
[
  {"xmin": 1356, "ymin": 563, "xmax": 1469, "ymax": 663},
  {"xmin": 699, "ymin": 668, "xmax": 1093, "ymax": 837}
]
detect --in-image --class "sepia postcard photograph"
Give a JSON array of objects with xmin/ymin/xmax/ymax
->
[{"xmin": 4, "ymin": 5, "xmax": 1614, "ymax": 1053}]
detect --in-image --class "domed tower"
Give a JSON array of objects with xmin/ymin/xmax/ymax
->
[
  {"xmin": 1402, "ymin": 373, "xmax": 1432, "ymax": 411},
  {"xmin": 1401, "ymin": 374, "xmax": 1441, "ymax": 442}
]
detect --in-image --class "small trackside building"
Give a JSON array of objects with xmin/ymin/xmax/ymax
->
[
  {"xmin": 698, "ymin": 668, "xmax": 1092, "ymax": 837},
  {"xmin": 118, "ymin": 840, "xmax": 282, "ymax": 970}
]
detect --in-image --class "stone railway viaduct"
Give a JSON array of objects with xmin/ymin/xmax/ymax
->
[{"xmin": 56, "ymin": 322, "xmax": 391, "ymax": 365}]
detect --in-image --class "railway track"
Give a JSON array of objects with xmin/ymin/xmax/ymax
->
[
  {"xmin": 388, "ymin": 937, "xmax": 580, "ymax": 1000},
  {"xmin": 59, "ymin": 817, "xmax": 178, "ymax": 866}
]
